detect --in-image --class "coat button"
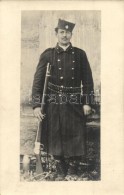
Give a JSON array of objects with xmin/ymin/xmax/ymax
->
[
  {"xmin": 58, "ymin": 59, "xmax": 61, "ymax": 61},
  {"xmin": 59, "ymin": 67, "xmax": 62, "ymax": 70},
  {"xmin": 72, "ymin": 77, "xmax": 74, "ymax": 80},
  {"xmin": 60, "ymin": 76, "xmax": 63, "ymax": 80},
  {"xmin": 72, "ymin": 52, "xmax": 74, "ymax": 54},
  {"xmin": 72, "ymin": 61, "xmax": 75, "ymax": 63},
  {"xmin": 72, "ymin": 67, "xmax": 74, "ymax": 70}
]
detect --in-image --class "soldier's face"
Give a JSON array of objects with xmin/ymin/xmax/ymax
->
[{"xmin": 56, "ymin": 29, "xmax": 72, "ymax": 46}]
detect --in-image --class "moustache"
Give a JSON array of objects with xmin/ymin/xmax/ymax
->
[{"xmin": 62, "ymin": 38, "xmax": 68, "ymax": 41}]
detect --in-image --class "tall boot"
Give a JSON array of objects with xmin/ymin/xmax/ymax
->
[
  {"xmin": 65, "ymin": 159, "xmax": 79, "ymax": 181},
  {"xmin": 55, "ymin": 159, "xmax": 67, "ymax": 181}
]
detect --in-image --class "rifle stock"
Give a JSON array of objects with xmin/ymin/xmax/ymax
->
[
  {"xmin": 35, "ymin": 153, "xmax": 43, "ymax": 174},
  {"xmin": 34, "ymin": 63, "xmax": 51, "ymax": 175}
]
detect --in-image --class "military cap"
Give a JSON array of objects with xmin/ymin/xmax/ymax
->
[{"xmin": 55, "ymin": 19, "xmax": 75, "ymax": 32}]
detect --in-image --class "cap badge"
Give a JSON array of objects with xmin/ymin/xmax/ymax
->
[{"xmin": 65, "ymin": 25, "xmax": 69, "ymax": 29}]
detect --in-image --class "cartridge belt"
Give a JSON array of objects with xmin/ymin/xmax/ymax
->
[{"xmin": 48, "ymin": 82, "xmax": 81, "ymax": 94}]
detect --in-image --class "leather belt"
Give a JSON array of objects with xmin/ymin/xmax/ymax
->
[{"xmin": 48, "ymin": 82, "xmax": 82, "ymax": 94}]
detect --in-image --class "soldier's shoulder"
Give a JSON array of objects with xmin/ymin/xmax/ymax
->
[
  {"xmin": 74, "ymin": 47, "xmax": 85, "ymax": 53},
  {"xmin": 44, "ymin": 47, "xmax": 54, "ymax": 52},
  {"xmin": 73, "ymin": 47, "xmax": 86, "ymax": 54},
  {"xmin": 41, "ymin": 48, "xmax": 54, "ymax": 55}
]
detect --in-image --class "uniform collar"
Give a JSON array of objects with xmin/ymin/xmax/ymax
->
[{"xmin": 55, "ymin": 42, "xmax": 74, "ymax": 53}]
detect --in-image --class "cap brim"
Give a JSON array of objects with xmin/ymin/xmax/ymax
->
[{"xmin": 55, "ymin": 27, "xmax": 72, "ymax": 32}]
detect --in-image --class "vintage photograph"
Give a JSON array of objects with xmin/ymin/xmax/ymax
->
[{"xmin": 20, "ymin": 10, "xmax": 101, "ymax": 181}]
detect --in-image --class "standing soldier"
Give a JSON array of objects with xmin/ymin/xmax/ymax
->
[{"xmin": 32, "ymin": 19, "xmax": 94, "ymax": 181}]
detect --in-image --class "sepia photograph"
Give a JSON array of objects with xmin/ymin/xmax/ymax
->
[
  {"xmin": 0, "ymin": 1, "xmax": 124, "ymax": 194},
  {"xmin": 20, "ymin": 10, "xmax": 101, "ymax": 181}
]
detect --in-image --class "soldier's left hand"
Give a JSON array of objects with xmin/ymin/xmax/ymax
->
[{"xmin": 83, "ymin": 105, "xmax": 92, "ymax": 115}]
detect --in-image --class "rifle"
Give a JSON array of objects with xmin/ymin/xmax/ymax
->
[{"xmin": 34, "ymin": 63, "xmax": 51, "ymax": 175}]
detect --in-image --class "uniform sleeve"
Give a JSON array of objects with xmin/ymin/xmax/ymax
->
[
  {"xmin": 81, "ymin": 51, "xmax": 94, "ymax": 107},
  {"xmin": 32, "ymin": 51, "xmax": 48, "ymax": 109}
]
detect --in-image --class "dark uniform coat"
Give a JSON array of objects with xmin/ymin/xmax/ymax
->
[{"xmin": 32, "ymin": 43, "xmax": 94, "ymax": 158}]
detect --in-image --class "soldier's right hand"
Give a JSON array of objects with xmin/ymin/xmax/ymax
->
[
  {"xmin": 33, "ymin": 107, "xmax": 45, "ymax": 121},
  {"xmin": 34, "ymin": 142, "xmax": 40, "ymax": 154}
]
